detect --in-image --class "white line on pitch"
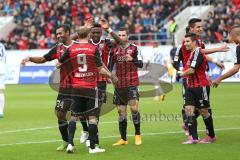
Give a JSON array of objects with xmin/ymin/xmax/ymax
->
[
  {"xmin": 0, "ymin": 127, "xmax": 240, "ymax": 147},
  {"xmin": 0, "ymin": 115, "xmax": 240, "ymax": 135}
]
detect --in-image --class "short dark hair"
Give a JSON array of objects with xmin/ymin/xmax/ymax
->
[
  {"xmin": 188, "ymin": 18, "xmax": 202, "ymax": 28},
  {"xmin": 92, "ymin": 23, "xmax": 102, "ymax": 28},
  {"xmin": 119, "ymin": 27, "xmax": 129, "ymax": 35},
  {"xmin": 185, "ymin": 33, "xmax": 198, "ymax": 42},
  {"xmin": 57, "ymin": 24, "xmax": 71, "ymax": 33},
  {"xmin": 185, "ymin": 26, "xmax": 190, "ymax": 33}
]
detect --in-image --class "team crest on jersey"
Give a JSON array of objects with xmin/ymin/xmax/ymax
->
[{"xmin": 127, "ymin": 49, "xmax": 133, "ymax": 54}]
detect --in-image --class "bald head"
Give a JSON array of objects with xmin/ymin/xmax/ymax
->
[{"xmin": 228, "ymin": 25, "xmax": 240, "ymax": 44}]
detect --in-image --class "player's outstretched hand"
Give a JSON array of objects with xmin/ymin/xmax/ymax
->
[
  {"xmin": 218, "ymin": 43, "xmax": 230, "ymax": 52},
  {"xmin": 216, "ymin": 62, "xmax": 225, "ymax": 70},
  {"xmin": 99, "ymin": 18, "xmax": 109, "ymax": 31},
  {"xmin": 110, "ymin": 74, "xmax": 118, "ymax": 85},
  {"xmin": 21, "ymin": 56, "xmax": 30, "ymax": 66},
  {"xmin": 212, "ymin": 79, "xmax": 221, "ymax": 88}
]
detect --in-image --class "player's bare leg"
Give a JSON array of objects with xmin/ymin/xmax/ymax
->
[
  {"xmin": 129, "ymin": 100, "xmax": 142, "ymax": 145},
  {"xmin": 112, "ymin": 105, "xmax": 128, "ymax": 146}
]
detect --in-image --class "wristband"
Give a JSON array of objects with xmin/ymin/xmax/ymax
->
[{"xmin": 107, "ymin": 28, "xmax": 113, "ymax": 33}]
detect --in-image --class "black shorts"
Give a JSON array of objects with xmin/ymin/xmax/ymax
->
[
  {"xmin": 70, "ymin": 88, "xmax": 100, "ymax": 116},
  {"xmin": 97, "ymin": 81, "xmax": 107, "ymax": 103},
  {"xmin": 55, "ymin": 93, "xmax": 73, "ymax": 112},
  {"xmin": 113, "ymin": 86, "xmax": 139, "ymax": 105},
  {"xmin": 184, "ymin": 86, "xmax": 210, "ymax": 109}
]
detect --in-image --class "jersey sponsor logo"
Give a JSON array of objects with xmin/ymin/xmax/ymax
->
[
  {"xmin": 72, "ymin": 47, "xmax": 93, "ymax": 52},
  {"xmin": 117, "ymin": 55, "xmax": 127, "ymax": 62},
  {"xmin": 74, "ymin": 72, "xmax": 94, "ymax": 78}
]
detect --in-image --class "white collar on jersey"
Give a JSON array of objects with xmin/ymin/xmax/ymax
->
[{"xmin": 90, "ymin": 39, "xmax": 101, "ymax": 46}]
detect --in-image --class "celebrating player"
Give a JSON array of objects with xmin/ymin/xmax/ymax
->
[
  {"xmin": 21, "ymin": 25, "xmax": 89, "ymax": 151},
  {"xmin": 213, "ymin": 25, "xmax": 240, "ymax": 87},
  {"xmin": 58, "ymin": 27, "xmax": 118, "ymax": 154},
  {"xmin": 181, "ymin": 33, "xmax": 215, "ymax": 144},
  {"xmin": 110, "ymin": 27, "xmax": 143, "ymax": 146},
  {"xmin": 173, "ymin": 18, "xmax": 226, "ymax": 140}
]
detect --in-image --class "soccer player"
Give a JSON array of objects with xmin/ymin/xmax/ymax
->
[
  {"xmin": 0, "ymin": 42, "xmax": 6, "ymax": 118},
  {"xmin": 58, "ymin": 27, "xmax": 118, "ymax": 154},
  {"xmin": 145, "ymin": 42, "xmax": 168, "ymax": 101},
  {"xmin": 173, "ymin": 18, "xmax": 227, "ymax": 138},
  {"xmin": 181, "ymin": 33, "xmax": 216, "ymax": 144},
  {"xmin": 72, "ymin": 20, "xmax": 123, "ymax": 146},
  {"xmin": 21, "ymin": 24, "xmax": 89, "ymax": 150},
  {"xmin": 110, "ymin": 27, "xmax": 143, "ymax": 146},
  {"xmin": 213, "ymin": 25, "xmax": 240, "ymax": 87}
]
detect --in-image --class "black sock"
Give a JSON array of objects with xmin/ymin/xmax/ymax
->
[
  {"xmin": 88, "ymin": 123, "xmax": 98, "ymax": 149},
  {"xmin": 79, "ymin": 117, "xmax": 88, "ymax": 132},
  {"xmin": 188, "ymin": 115, "xmax": 198, "ymax": 140},
  {"xmin": 182, "ymin": 108, "xmax": 188, "ymax": 126},
  {"xmin": 208, "ymin": 108, "xmax": 212, "ymax": 116},
  {"xmin": 58, "ymin": 120, "xmax": 68, "ymax": 142},
  {"xmin": 68, "ymin": 120, "xmax": 76, "ymax": 145},
  {"xmin": 203, "ymin": 114, "xmax": 215, "ymax": 138},
  {"xmin": 132, "ymin": 111, "xmax": 141, "ymax": 135},
  {"xmin": 119, "ymin": 117, "xmax": 127, "ymax": 141},
  {"xmin": 194, "ymin": 110, "xmax": 200, "ymax": 118}
]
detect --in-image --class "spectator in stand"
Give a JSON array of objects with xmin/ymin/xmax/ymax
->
[{"xmin": 0, "ymin": 0, "xmax": 182, "ymax": 49}]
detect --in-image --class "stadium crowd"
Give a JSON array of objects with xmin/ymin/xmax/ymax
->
[
  {"xmin": 203, "ymin": 0, "xmax": 240, "ymax": 43},
  {"xmin": 0, "ymin": 0, "xmax": 239, "ymax": 50},
  {"xmin": 0, "ymin": 0, "xmax": 181, "ymax": 50}
]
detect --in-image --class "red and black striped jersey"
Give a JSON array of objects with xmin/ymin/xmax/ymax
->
[
  {"xmin": 59, "ymin": 42, "xmax": 102, "ymax": 89},
  {"xmin": 89, "ymin": 38, "xmax": 112, "ymax": 82},
  {"xmin": 173, "ymin": 37, "xmax": 205, "ymax": 71},
  {"xmin": 43, "ymin": 43, "xmax": 71, "ymax": 89},
  {"xmin": 186, "ymin": 47, "xmax": 210, "ymax": 88},
  {"xmin": 112, "ymin": 43, "xmax": 142, "ymax": 88}
]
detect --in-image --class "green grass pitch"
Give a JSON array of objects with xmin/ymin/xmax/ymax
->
[{"xmin": 0, "ymin": 83, "xmax": 240, "ymax": 160}]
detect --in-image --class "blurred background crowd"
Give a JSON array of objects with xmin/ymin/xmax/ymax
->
[{"xmin": 0, "ymin": 0, "xmax": 239, "ymax": 50}]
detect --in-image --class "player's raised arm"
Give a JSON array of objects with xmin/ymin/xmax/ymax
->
[{"xmin": 99, "ymin": 18, "xmax": 124, "ymax": 45}]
